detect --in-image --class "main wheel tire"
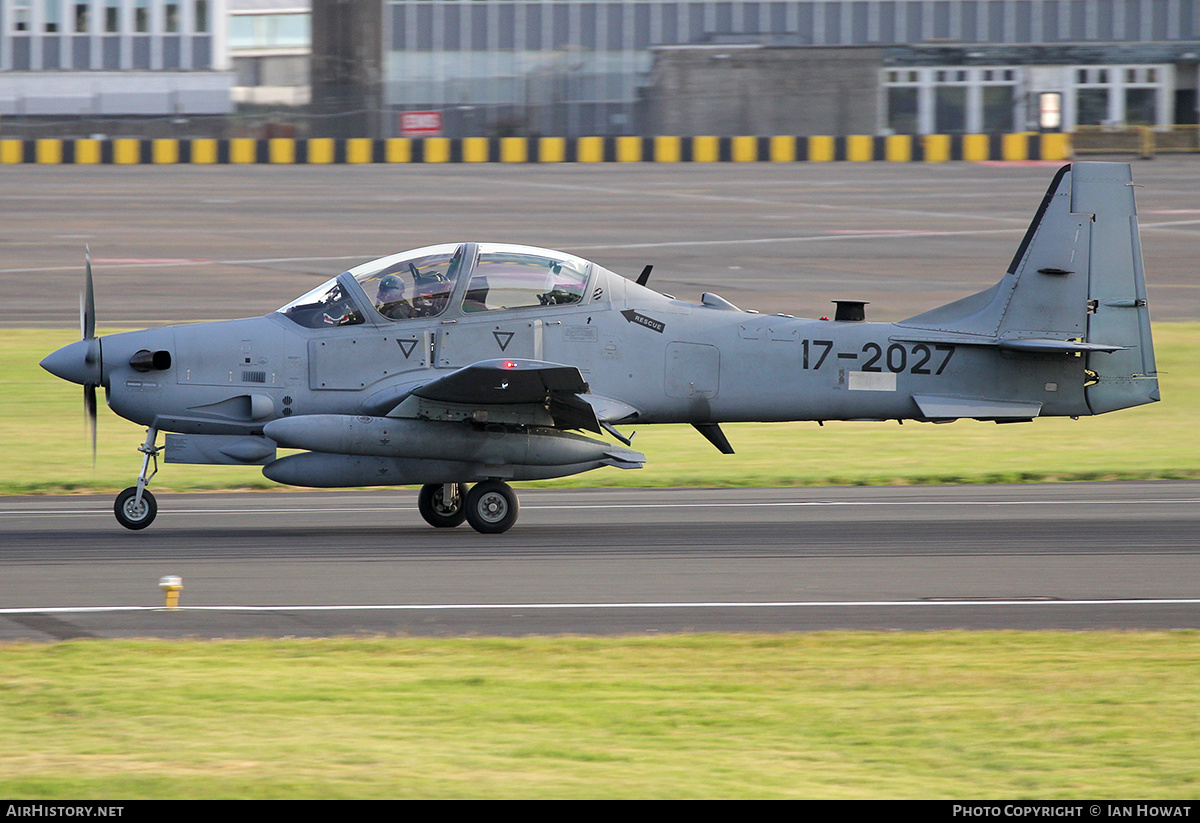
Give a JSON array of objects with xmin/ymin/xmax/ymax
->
[
  {"xmin": 114, "ymin": 487, "xmax": 157, "ymax": 531},
  {"xmin": 464, "ymin": 480, "xmax": 519, "ymax": 534},
  {"xmin": 418, "ymin": 483, "xmax": 468, "ymax": 528}
]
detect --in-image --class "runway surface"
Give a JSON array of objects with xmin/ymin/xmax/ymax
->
[{"xmin": 2, "ymin": 483, "xmax": 1198, "ymax": 640}]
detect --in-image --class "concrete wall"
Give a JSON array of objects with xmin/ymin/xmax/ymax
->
[{"xmin": 645, "ymin": 46, "xmax": 883, "ymax": 137}]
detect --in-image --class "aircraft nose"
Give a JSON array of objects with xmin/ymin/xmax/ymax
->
[{"xmin": 40, "ymin": 338, "xmax": 101, "ymax": 386}]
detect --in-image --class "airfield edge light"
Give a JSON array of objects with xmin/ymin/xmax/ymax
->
[{"xmin": 159, "ymin": 576, "xmax": 183, "ymax": 610}]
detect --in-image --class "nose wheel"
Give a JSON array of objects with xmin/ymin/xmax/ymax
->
[
  {"xmin": 464, "ymin": 480, "xmax": 519, "ymax": 534},
  {"xmin": 114, "ymin": 487, "xmax": 157, "ymax": 530},
  {"xmin": 114, "ymin": 427, "xmax": 160, "ymax": 531}
]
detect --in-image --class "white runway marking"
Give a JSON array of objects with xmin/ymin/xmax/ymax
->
[{"xmin": 3, "ymin": 598, "xmax": 1199, "ymax": 616}]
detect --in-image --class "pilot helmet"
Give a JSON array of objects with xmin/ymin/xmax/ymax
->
[{"xmin": 379, "ymin": 274, "xmax": 404, "ymax": 293}]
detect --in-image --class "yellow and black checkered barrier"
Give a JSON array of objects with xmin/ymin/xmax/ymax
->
[{"xmin": 0, "ymin": 132, "xmax": 1071, "ymax": 165}]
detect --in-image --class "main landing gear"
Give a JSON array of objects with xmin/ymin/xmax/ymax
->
[
  {"xmin": 114, "ymin": 427, "xmax": 160, "ymax": 531},
  {"xmin": 418, "ymin": 480, "xmax": 520, "ymax": 534}
]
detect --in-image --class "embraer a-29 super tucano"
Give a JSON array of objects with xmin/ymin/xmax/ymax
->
[{"xmin": 41, "ymin": 162, "xmax": 1159, "ymax": 533}]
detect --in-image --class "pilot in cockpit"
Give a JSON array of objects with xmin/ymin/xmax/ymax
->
[
  {"xmin": 376, "ymin": 274, "xmax": 415, "ymax": 319},
  {"xmin": 411, "ymin": 272, "xmax": 450, "ymax": 317}
]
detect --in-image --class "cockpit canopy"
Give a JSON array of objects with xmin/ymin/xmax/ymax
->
[{"xmin": 278, "ymin": 243, "xmax": 595, "ymax": 329}]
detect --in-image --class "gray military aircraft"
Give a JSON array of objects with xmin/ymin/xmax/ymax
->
[{"xmin": 41, "ymin": 161, "xmax": 1158, "ymax": 533}]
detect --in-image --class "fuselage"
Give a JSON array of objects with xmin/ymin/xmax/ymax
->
[{"xmin": 84, "ymin": 259, "xmax": 1094, "ymax": 438}]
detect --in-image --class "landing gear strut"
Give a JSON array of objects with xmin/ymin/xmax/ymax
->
[{"xmin": 114, "ymin": 427, "xmax": 159, "ymax": 531}]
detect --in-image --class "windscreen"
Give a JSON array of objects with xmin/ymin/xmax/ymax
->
[{"xmin": 278, "ymin": 278, "xmax": 366, "ymax": 328}]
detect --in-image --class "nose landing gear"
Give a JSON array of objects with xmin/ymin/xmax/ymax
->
[{"xmin": 114, "ymin": 427, "xmax": 160, "ymax": 531}]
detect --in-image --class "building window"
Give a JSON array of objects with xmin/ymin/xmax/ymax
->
[
  {"xmin": 230, "ymin": 12, "xmax": 311, "ymax": 50},
  {"xmin": 887, "ymin": 87, "xmax": 919, "ymax": 133},
  {"xmin": 195, "ymin": 0, "xmax": 209, "ymax": 34},
  {"xmin": 982, "ymin": 85, "xmax": 1015, "ymax": 131},
  {"xmin": 45, "ymin": 0, "xmax": 61, "ymax": 32},
  {"xmin": 935, "ymin": 86, "xmax": 968, "ymax": 133},
  {"xmin": 136, "ymin": 0, "xmax": 149, "ymax": 33},
  {"xmin": 1076, "ymin": 89, "xmax": 1109, "ymax": 125},
  {"xmin": 165, "ymin": 2, "xmax": 179, "ymax": 33},
  {"xmin": 1072, "ymin": 64, "xmax": 1169, "ymax": 128},
  {"xmin": 1125, "ymin": 88, "xmax": 1157, "ymax": 126},
  {"xmin": 14, "ymin": 0, "xmax": 31, "ymax": 32},
  {"xmin": 74, "ymin": 2, "xmax": 89, "ymax": 33},
  {"xmin": 105, "ymin": 0, "xmax": 119, "ymax": 33},
  {"xmin": 884, "ymin": 65, "xmax": 1020, "ymax": 134}
]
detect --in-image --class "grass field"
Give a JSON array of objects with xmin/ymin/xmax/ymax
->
[
  {"xmin": 1, "ymin": 633, "xmax": 1198, "ymax": 799},
  {"xmin": 3, "ymin": 323, "xmax": 1198, "ymax": 494}
]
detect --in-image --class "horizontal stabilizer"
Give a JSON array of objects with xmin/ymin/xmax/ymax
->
[
  {"xmin": 913, "ymin": 395, "xmax": 1043, "ymax": 421},
  {"xmin": 997, "ymin": 338, "xmax": 1126, "ymax": 354},
  {"xmin": 894, "ymin": 334, "xmax": 1125, "ymax": 354}
]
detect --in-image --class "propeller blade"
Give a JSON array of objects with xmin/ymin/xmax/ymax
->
[
  {"xmin": 84, "ymin": 383, "xmax": 97, "ymax": 466},
  {"xmin": 82, "ymin": 245, "xmax": 95, "ymax": 340},
  {"xmin": 83, "ymin": 247, "xmax": 98, "ymax": 464}
]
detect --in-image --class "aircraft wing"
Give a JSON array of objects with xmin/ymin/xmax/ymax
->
[
  {"xmin": 387, "ymin": 358, "xmax": 607, "ymax": 435},
  {"xmin": 413, "ymin": 359, "xmax": 588, "ymax": 404}
]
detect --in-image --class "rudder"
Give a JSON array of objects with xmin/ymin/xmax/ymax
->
[{"xmin": 1070, "ymin": 162, "xmax": 1159, "ymax": 414}]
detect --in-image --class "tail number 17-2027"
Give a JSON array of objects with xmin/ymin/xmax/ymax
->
[{"xmin": 801, "ymin": 339, "xmax": 955, "ymax": 375}]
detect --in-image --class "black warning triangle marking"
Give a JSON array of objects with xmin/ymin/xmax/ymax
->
[
  {"xmin": 493, "ymin": 331, "xmax": 515, "ymax": 351},
  {"xmin": 397, "ymin": 339, "xmax": 418, "ymax": 358}
]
